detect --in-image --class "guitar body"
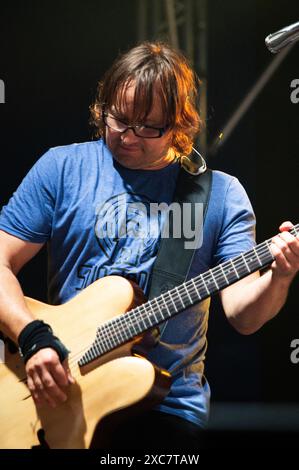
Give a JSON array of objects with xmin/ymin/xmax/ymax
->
[{"xmin": 0, "ymin": 275, "xmax": 171, "ymax": 449}]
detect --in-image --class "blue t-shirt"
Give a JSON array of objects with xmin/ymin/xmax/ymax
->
[{"xmin": 0, "ymin": 139, "xmax": 256, "ymax": 427}]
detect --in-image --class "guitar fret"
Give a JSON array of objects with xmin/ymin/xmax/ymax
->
[
  {"xmin": 161, "ymin": 294, "xmax": 172, "ymax": 317},
  {"xmin": 183, "ymin": 283, "xmax": 193, "ymax": 304},
  {"xmin": 175, "ymin": 286, "xmax": 186, "ymax": 308},
  {"xmin": 85, "ymin": 351, "xmax": 92, "ymax": 361},
  {"xmin": 118, "ymin": 316, "xmax": 132, "ymax": 343},
  {"xmin": 108, "ymin": 320, "xmax": 120, "ymax": 347},
  {"xmin": 110, "ymin": 318, "xmax": 123, "ymax": 344},
  {"xmin": 146, "ymin": 302, "xmax": 157, "ymax": 327},
  {"xmin": 230, "ymin": 259, "xmax": 240, "ymax": 279},
  {"xmin": 92, "ymin": 334, "xmax": 102, "ymax": 355},
  {"xmin": 264, "ymin": 241, "xmax": 275, "ymax": 262},
  {"xmin": 200, "ymin": 274, "xmax": 211, "ymax": 296},
  {"xmin": 97, "ymin": 327, "xmax": 111, "ymax": 352},
  {"xmin": 94, "ymin": 331, "xmax": 104, "ymax": 355},
  {"xmin": 241, "ymin": 253, "xmax": 250, "ymax": 272},
  {"xmin": 210, "ymin": 269, "xmax": 220, "ymax": 289},
  {"xmin": 202, "ymin": 270, "xmax": 218, "ymax": 293},
  {"xmin": 127, "ymin": 313, "xmax": 138, "ymax": 336},
  {"xmin": 219, "ymin": 264, "xmax": 229, "ymax": 285},
  {"xmin": 154, "ymin": 298, "xmax": 163, "ymax": 322},
  {"xmin": 191, "ymin": 279, "xmax": 202, "ymax": 300},
  {"xmin": 97, "ymin": 339, "xmax": 104, "ymax": 355},
  {"xmin": 90, "ymin": 346, "xmax": 97, "ymax": 359},
  {"xmin": 244, "ymin": 249, "xmax": 265, "ymax": 272},
  {"xmin": 137, "ymin": 305, "xmax": 150, "ymax": 330},
  {"xmin": 167, "ymin": 291, "xmax": 178, "ymax": 312},
  {"xmin": 253, "ymin": 247, "xmax": 263, "ymax": 267}
]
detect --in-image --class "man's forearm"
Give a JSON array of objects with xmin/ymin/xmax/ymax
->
[
  {"xmin": 225, "ymin": 270, "xmax": 295, "ymax": 334},
  {"xmin": 222, "ymin": 221, "xmax": 299, "ymax": 335},
  {"xmin": 0, "ymin": 265, "xmax": 35, "ymax": 343}
]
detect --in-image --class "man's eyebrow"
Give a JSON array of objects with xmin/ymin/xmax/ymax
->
[{"xmin": 110, "ymin": 108, "xmax": 163, "ymax": 126}]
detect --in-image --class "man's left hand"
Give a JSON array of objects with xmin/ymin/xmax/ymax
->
[{"xmin": 270, "ymin": 221, "xmax": 299, "ymax": 280}]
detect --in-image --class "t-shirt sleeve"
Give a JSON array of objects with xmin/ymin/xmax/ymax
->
[
  {"xmin": 213, "ymin": 176, "xmax": 256, "ymax": 266},
  {"xmin": 0, "ymin": 149, "xmax": 57, "ymax": 243}
]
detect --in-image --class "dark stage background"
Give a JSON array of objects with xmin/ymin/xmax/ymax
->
[{"xmin": 0, "ymin": 0, "xmax": 299, "ymax": 435}]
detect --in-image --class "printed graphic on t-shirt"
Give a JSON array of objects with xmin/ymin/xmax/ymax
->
[{"xmin": 76, "ymin": 192, "xmax": 165, "ymax": 292}]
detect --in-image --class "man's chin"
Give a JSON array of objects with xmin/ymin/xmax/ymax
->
[{"xmin": 113, "ymin": 154, "xmax": 144, "ymax": 170}]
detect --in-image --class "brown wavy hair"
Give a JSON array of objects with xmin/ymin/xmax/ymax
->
[{"xmin": 90, "ymin": 41, "xmax": 202, "ymax": 157}]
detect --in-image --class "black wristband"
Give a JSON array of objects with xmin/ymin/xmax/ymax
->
[{"xmin": 18, "ymin": 320, "xmax": 69, "ymax": 364}]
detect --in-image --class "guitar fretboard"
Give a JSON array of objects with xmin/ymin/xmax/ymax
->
[{"xmin": 78, "ymin": 224, "xmax": 299, "ymax": 367}]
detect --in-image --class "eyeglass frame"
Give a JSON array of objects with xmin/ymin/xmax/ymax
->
[{"xmin": 102, "ymin": 111, "xmax": 168, "ymax": 139}]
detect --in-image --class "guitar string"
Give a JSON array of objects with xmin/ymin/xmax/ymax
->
[
  {"xmin": 44, "ymin": 228, "xmax": 299, "ymax": 381},
  {"xmin": 66, "ymin": 226, "xmax": 299, "ymax": 367},
  {"xmin": 67, "ymin": 241, "xmax": 274, "ymax": 367},
  {"xmin": 23, "ymin": 228, "xmax": 299, "ymax": 387},
  {"xmin": 65, "ymin": 241, "xmax": 275, "ymax": 368},
  {"xmin": 67, "ymin": 228, "xmax": 298, "ymax": 369},
  {"xmin": 64, "ymin": 228, "xmax": 298, "ymax": 367}
]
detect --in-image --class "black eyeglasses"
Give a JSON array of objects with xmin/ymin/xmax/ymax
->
[{"xmin": 102, "ymin": 112, "xmax": 168, "ymax": 139}]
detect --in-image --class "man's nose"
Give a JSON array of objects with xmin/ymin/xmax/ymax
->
[{"xmin": 121, "ymin": 128, "xmax": 139, "ymax": 143}]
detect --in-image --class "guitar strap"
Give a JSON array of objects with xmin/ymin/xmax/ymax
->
[{"xmin": 147, "ymin": 151, "xmax": 213, "ymax": 337}]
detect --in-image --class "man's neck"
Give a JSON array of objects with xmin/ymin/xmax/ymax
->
[{"xmin": 141, "ymin": 149, "xmax": 178, "ymax": 170}]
